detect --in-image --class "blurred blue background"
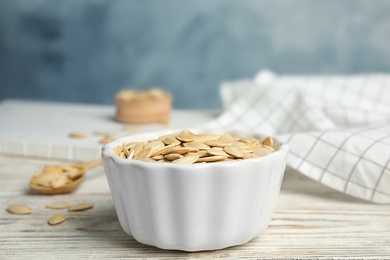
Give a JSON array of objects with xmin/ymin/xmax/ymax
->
[{"xmin": 1, "ymin": 0, "xmax": 390, "ymax": 108}]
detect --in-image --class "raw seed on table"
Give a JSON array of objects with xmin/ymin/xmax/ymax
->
[
  {"xmin": 6, "ymin": 204, "xmax": 32, "ymax": 215},
  {"xmin": 94, "ymin": 131, "xmax": 117, "ymax": 138},
  {"xmin": 100, "ymin": 138, "xmax": 114, "ymax": 144},
  {"xmin": 48, "ymin": 213, "xmax": 67, "ymax": 225},
  {"xmin": 45, "ymin": 201, "xmax": 72, "ymax": 209},
  {"xmin": 94, "ymin": 131, "xmax": 113, "ymax": 136},
  {"xmin": 69, "ymin": 133, "xmax": 88, "ymax": 139},
  {"xmin": 68, "ymin": 203, "xmax": 94, "ymax": 212}
]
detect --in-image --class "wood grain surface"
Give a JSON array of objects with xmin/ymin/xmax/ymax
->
[{"xmin": 1, "ymin": 155, "xmax": 389, "ymax": 259}]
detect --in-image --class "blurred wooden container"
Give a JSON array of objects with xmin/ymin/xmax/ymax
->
[{"xmin": 115, "ymin": 89, "xmax": 172, "ymax": 124}]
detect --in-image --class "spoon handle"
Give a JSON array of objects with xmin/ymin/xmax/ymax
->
[{"xmin": 77, "ymin": 159, "xmax": 102, "ymax": 170}]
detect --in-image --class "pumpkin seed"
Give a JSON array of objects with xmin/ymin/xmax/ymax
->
[
  {"xmin": 161, "ymin": 136, "xmax": 181, "ymax": 146},
  {"xmin": 45, "ymin": 201, "xmax": 72, "ymax": 209},
  {"xmin": 133, "ymin": 147, "xmax": 152, "ymax": 159},
  {"xmin": 207, "ymin": 148, "xmax": 229, "ymax": 157},
  {"xmin": 48, "ymin": 213, "xmax": 66, "ymax": 225},
  {"xmin": 68, "ymin": 133, "xmax": 87, "ymax": 139},
  {"xmin": 144, "ymin": 140, "xmax": 165, "ymax": 155},
  {"xmin": 183, "ymin": 142, "xmax": 210, "ymax": 150},
  {"xmin": 7, "ymin": 204, "xmax": 32, "ymax": 215},
  {"xmin": 114, "ymin": 145, "xmax": 123, "ymax": 155},
  {"xmin": 68, "ymin": 203, "xmax": 94, "ymax": 212},
  {"xmin": 164, "ymin": 153, "xmax": 183, "ymax": 161},
  {"xmin": 176, "ymin": 130, "xmax": 195, "ymax": 142},
  {"xmin": 50, "ymin": 174, "xmax": 69, "ymax": 189},
  {"xmin": 224, "ymin": 146, "xmax": 244, "ymax": 158},
  {"xmin": 262, "ymin": 136, "xmax": 274, "ymax": 147},
  {"xmin": 172, "ymin": 154, "xmax": 199, "ymax": 164},
  {"xmin": 197, "ymin": 155, "xmax": 226, "ymax": 163}
]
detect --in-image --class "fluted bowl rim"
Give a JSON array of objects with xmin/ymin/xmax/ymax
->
[{"xmin": 102, "ymin": 128, "xmax": 288, "ymax": 168}]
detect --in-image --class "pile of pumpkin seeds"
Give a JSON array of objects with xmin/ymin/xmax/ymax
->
[
  {"xmin": 113, "ymin": 130, "xmax": 275, "ymax": 164},
  {"xmin": 30, "ymin": 164, "xmax": 86, "ymax": 189}
]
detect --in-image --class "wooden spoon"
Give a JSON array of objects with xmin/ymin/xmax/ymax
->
[{"xmin": 29, "ymin": 159, "xmax": 102, "ymax": 195}]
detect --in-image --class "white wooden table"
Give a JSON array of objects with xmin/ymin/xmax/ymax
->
[{"xmin": 1, "ymin": 101, "xmax": 390, "ymax": 259}]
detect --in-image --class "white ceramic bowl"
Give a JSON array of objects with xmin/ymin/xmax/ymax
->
[{"xmin": 102, "ymin": 129, "xmax": 288, "ymax": 252}]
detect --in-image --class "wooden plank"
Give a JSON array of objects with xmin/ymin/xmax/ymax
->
[{"xmin": 1, "ymin": 156, "xmax": 390, "ymax": 259}]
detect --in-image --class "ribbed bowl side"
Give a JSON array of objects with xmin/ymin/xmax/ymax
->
[
  {"xmin": 103, "ymin": 157, "xmax": 135, "ymax": 237},
  {"xmin": 104, "ymin": 149, "xmax": 287, "ymax": 252},
  {"xmin": 102, "ymin": 129, "xmax": 288, "ymax": 252},
  {"xmin": 142, "ymin": 164, "xmax": 246, "ymax": 251}
]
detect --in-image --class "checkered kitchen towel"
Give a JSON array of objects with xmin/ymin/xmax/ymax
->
[{"xmin": 208, "ymin": 71, "xmax": 390, "ymax": 204}]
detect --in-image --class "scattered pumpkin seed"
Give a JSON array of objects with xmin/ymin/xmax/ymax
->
[
  {"xmin": 6, "ymin": 204, "xmax": 32, "ymax": 215},
  {"xmin": 48, "ymin": 213, "xmax": 66, "ymax": 225},
  {"xmin": 45, "ymin": 201, "xmax": 72, "ymax": 210},
  {"xmin": 68, "ymin": 133, "xmax": 88, "ymax": 139},
  {"xmin": 68, "ymin": 203, "xmax": 94, "ymax": 212}
]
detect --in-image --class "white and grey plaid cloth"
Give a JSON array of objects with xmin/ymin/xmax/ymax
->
[{"xmin": 208, "ymin": 71, "xmax": 390, "ymax": 204}]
